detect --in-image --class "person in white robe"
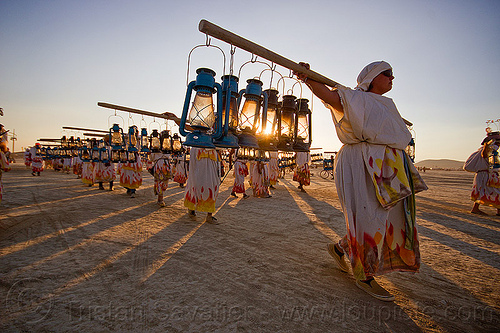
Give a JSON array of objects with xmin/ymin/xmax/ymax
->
[
  {"xmin": 30, "ymin": 144, "xmax": 44, "ymax": 176},
  {"xmin": 268, "ymin": 151, "xmax": 279, "ymax": 189},
  {"xmin": 24, "ymin": 148, "xmax": 32, "ymax": 168},
  {"xmin": 231, "ymin": 157, "xmax": 249, "ymax": 198},
  {"xmin": 0, "ymin": 125, "xmax": 11, "ymax": 204},
  {"xmin": 150, "ymin": 151, "xmax": 171, "ymax": 207},
  {"xmin": 184, "ymin": 147, "xmax": 220, "ymax": 224},
  {"xmin": 173, "ymin": 153, "xmax": 187, "ymax": 188},
  {"xmin": 464, "ymin": 132, "xmax": 500, "ymax": 215},
  {"xmin": 293, "ymin": 151, "xmax": 311, "ymax": 192},
  {"xmin": 295, "ymin": 61, "xmax": 427, "ymax": 302}
]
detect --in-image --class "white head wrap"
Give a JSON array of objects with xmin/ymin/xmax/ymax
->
[{"xmin": 355, "ymin": 61, "xmax": 392, "ymax": 92}]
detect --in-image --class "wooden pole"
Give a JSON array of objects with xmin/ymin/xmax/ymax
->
[
  {"xmin": 63, "ymin": 126, "xmax": 108, "ymax": 134},
  {"xmin": 97, "ymin": 102, "xmax": 184, "ymax": 128},
  {"xmin": 83, "ymin": 133, "xmax": 107, "ymax": 137},
  {"xmin": 198, "ymin": 19, "xmax": 413, "ymax": 127},
  {"xmin": 97, "ymin": 102, "xmax": 180, "ymax": 122},
  {"xmin": 198, "ymin": 20, "xmax": 342, "ymax": 89},
  {"xmin": 38, "ymin": 138, "xmax": 62, "ymax": 142}
]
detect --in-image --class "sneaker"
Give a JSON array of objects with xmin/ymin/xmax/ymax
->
[
  {"xmin": 355, "ymin": 278, "xmax": 395, "ymax": 302},
  {"xmin": 157, "ymin": 201, "xmax": 166, "ymax": 207},
  {"xmin": 243, "ymin": 193, "xmax": 249, "ymax": 199},
  {"xmin": 188, "ymin": 210, "xmax": 197, "ymax": 219},
  {"xmin": 327, "ymin": 243, "xmax": 349, "ymax": 273},
  {"xmin": 230, "ymin": 192, "xmax": 237, "ymax": 197},
  {"xmin": 130, "ymin": 193, "xmax": 135, "ymax": 198}
]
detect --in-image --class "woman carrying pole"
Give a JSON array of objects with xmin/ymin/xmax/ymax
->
[{"xmin": 296, "ymin": 61, "xmax": 427, "ymax": 301}]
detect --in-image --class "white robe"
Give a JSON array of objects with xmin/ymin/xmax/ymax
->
[
  {"xmin": 327, "ymin": 87, "xmax": 427, "ymax": 279},
  {"xmin": 184, "ymin": 148, "xmax": 220, "ymax": 213}
]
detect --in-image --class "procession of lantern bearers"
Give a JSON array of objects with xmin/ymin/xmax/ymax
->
[{"xmin": 18, "ymin": 62, "xmax": 426, "ymax": 216}]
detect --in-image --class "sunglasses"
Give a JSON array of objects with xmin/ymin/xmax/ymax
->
[{"xmin": 381, "ymin": 69, "xmax": 393, "ymax": 77}]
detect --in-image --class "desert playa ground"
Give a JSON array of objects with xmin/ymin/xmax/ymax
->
[{"xmin": 0, "ymin": 162, "xmax": 499, "ymax": 332}]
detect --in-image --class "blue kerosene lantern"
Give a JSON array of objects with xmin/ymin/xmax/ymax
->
[
  {"xmin": 259, "ymin": 88, "xmax": 280, "ymax": 151},
  {"xmin": 160, "ymin": 130, "xmax": 172, "ymax": 154},
  {"xmin": 172, "ymin": 133, "xmax": 183, "ymax": 154},
  {"xmin": 237, "ymin": 79, "xmax": 268, "ymax": 149},
  {"xmin": 293, "ymin": 98, "xmax": 312, "ymax": 152},
  {"xmin": 127, "ymin": 125, "xmax": 139, "ymax": 152},
  {"xmin": 490, "ymin": 145, "xmax": 500, "ymax": 169},
  {"xmin": 98, "ymin": 139, "xmax": 109, "ymax": 163},
  {"xmin": 89, "ymin": 139, "xmax": 99, "ymax": 162},
  {"xmin": 179, "ymin": 68, "xmax": 223, "ymax": 148},
  {"xmin": 278, "ymin": 95, "xmax": 297, "ymax": 151},
  {"xmin": 149, "ymin": 129, "xmax": 161, "ymax": 152},
  {"xmin": 140, "ymin": 128, "xmax": 150, "ymax": 153},
  {"xmin": 79, "ymin": 141, "xmax": 91, "ymax": 162},
  {"xmin": 109, "ymin": 123, "xmax": 125, "ymax": 162},
  {"xmin": 213, "ymin": 75, "xmax": 240, "ymax": 148}
]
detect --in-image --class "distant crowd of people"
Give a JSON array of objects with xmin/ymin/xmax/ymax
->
[{"xmin": 19, "ymin": 139, "xmax": 311, "ymax": 225}]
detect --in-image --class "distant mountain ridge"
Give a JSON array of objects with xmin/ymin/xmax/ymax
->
[{"xmin": 414, "ymin": 159, "xmax": 465, "ymax": 170}]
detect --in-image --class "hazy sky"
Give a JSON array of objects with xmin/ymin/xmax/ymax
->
[{"xmin": 1, "ymin": 0, "xmax": 499, "ymax": 161}]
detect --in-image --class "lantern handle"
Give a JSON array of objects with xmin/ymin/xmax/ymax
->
[
  {"xmin": 260, "ymin": 90, "xmax": 269, "ymax": 134},
  {"xmin": 107, "ymin": 112, "xmax": 124, "ymax": 130},
  {"xmin": 164, "ymin": 118, "xmax": 170, "ymax": 132},
  {"xmin": 276, "ymin": 76, "xmax": 301, "ymax": 98},
  {"xmin": 186, "ymin": 43, "xmax": 226, "ymax": 86},
  {"xmin": 179, "ymin": 81, "xmax": 196, "ymax": 137},
  {"xmin": 148, "ymin": 118, "xmax": 161, "ymax": 133},
  {"xmin": 260, "ymin": 68, "xmax": 283, "ymax": 91},
  {"xmin": 127, "ymin": 113, "xmax": 136, "ymax": 128},
  {"xmin": 237, "ymin": 58, "xmax": 272, "ymax": 83},
  {"xmin": 258, "ymin": 68, "xmax": 280, "ymax": 90},
  {"xmin": 140, "ymin": 116, "xmax": 147, "ymax": 130},
  {"xmin": 291, "ymin": 80, "xmax": 304, "ymax": 99},
  {"xmin": 212, "ymin": 82, "xmax": 224, "ymax": 140}
]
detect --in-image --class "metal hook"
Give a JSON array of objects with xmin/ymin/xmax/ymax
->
[
  {"xmin": 229, "ymin": 44, "xmax": 236, "ymax": 76},
  {"xmin": 205, "ymin": 34, "xmax": 211, "ymax": 46}
]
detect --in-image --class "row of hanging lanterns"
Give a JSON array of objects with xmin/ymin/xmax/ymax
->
[
  {"xmin": 178, "ymin": 66, "xmax": 312, "ymax": 153},
  {"xmin": 109, "ymin": 123, "xmax": 183, "ymax": 163},
  {"xmin": 40, "ymin": 124, "xmax": 185, "ymax": 164}
]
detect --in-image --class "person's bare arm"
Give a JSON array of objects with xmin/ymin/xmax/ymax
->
[
  {"xmin": 481, "ymin": 143, "xmax": 490, "ymax": 158},
  {"xmin": 295, "ymin": 62, "xmax": 344, "ymax": 114}
]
